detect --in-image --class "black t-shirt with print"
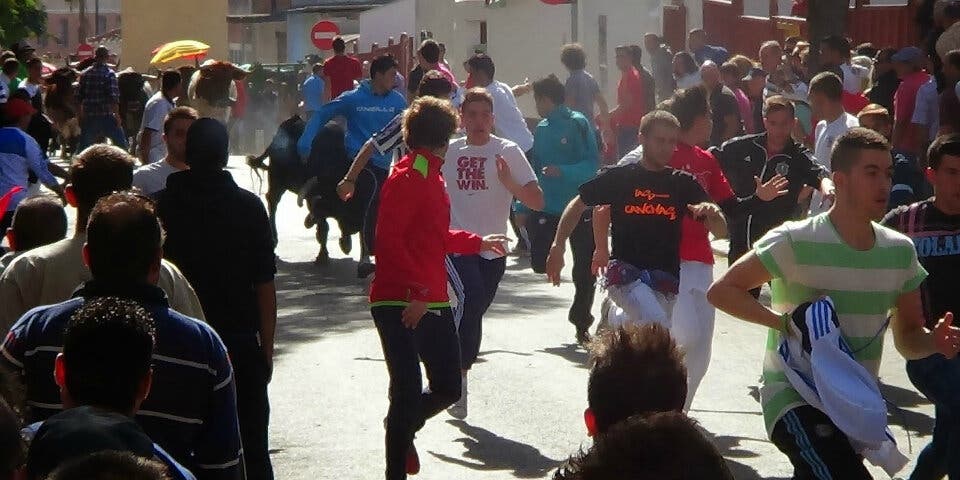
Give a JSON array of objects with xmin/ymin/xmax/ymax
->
[
  {"xmin": 883, "ymin": 200, "xmax": 960, "ymax": 329},
  {"xmin": 579, "ymin": 163, "xmax": 710, "ymax": 277}
]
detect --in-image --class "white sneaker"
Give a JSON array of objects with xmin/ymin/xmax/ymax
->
[{"xmin": 448, "ymin": 374, "xmax": 468, "ymax": 419}]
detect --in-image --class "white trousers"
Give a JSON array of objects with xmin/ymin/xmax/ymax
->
[
  {"xmin": 605, "ymin": 278, "xmax": 676, "ymax": 330},
  {"xmin": 670, "ymin": 260, "xmax": 716, "ymax": 411}
]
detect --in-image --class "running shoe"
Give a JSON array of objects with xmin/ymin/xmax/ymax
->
[{"xmin": 447, "ymin": 374, "xmax": 468, "ymax": 419}]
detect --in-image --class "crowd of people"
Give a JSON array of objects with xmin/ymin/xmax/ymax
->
[{"xmin": 3, "ymin": 2, "xmax": 960, "ymax": 479}]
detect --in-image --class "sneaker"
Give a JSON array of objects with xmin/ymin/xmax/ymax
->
[
  {"xmin": 447, "ymin": 374, "xmax": 468, "ymax": 419},
  {"xmin": 304, "ymin": 213, "xmax": 316, "ymax": 229},
  {"xmin": 357, "ymin": 262, "xmax": 376, "ymax": 279},
  {"xmin": 406, "ymin": 442, "xmax": 420, "ymax": 475},
  {"xmin": 575, "ymin": 327, "xmax": 591, "ymax": 345}
]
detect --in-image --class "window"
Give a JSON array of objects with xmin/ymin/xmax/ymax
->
[{"xmin": 598, "ymin": 15, "xmax": 608, "ymax": 89}]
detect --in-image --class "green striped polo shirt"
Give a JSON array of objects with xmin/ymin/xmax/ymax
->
[{"xmin": 753, "ymin": 213, "xmax": 927, "ymax": 435}]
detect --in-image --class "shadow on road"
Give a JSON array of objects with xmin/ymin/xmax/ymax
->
[
  {"xmin": 537, "ymin": 344, "xmax": 590, "ymax": 369},
  {"xmin": 698, "ymin": 426, "xmax": 789, "ymax": 480},
  {"xmin": 428, "ymin": 419, "xmax": 563, "ymax": 478},
  {"xmin": 881, "ymin": 382, "xmax": 934, "ymax": 438},
  {"xmin": 273, "ymin": 257, "xmax": 373, "ymax": 356}
]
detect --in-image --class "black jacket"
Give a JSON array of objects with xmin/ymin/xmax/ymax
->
[{"xmin": 710, "ymin": 133, "xmax": 828, "ymax": 260}]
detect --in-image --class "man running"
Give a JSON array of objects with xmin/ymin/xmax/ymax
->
[
  {"xmin": 808, "ymin": 72, "xmax": 858, "ymax": 215},
  {"xmin": 297, "ymin": 54, "xmax": 407, "ymax": 278},
  {"xmin": 525, "ymin": 75, "xmax": 600, "ymax": 344},
  {"xmin": 711, "ymin": 95, "xmax": 835, "ymax": 283},
  {"xmin": 545, "ymin": 110, "xmax": 726, "ymax": 332},
  {"xmin": 133, "ymin": 107, "xmax": 198, "ymax": 197},
  {"xmin": 883, "ymin": 134, "xmax": 960, "ymax": 479},
  {"xmin": 138, "ymin": 71, "xmax": 182, "ymax": 165},
  {"xmin": 708, "ymin": 127, "xmax": 960, "ymax": 478},
  {"xmin": 442, "ymin": 88, "xmax": 544, "ymax": 419}
]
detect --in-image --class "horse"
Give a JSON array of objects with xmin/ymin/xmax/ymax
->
[
  {"xmin": 187, "ymin": 61, "xmax": 247, "ymax": 124},
  {"xmin": 43, "ymin": 67, "xmax": 80, "ymax": 158},
  {"xmin": 247, "ymin": 119, "xmax": 371, "ymax": 268},
  {"xmin": 117, "ymin": 68, "xmax": 152, "ymax": 150}
]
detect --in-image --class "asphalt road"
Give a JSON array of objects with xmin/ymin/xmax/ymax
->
[{"xmin": 32, "ymin": 156, "xmax": 935, "ymax": 479}]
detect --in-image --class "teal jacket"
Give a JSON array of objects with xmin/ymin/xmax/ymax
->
[{"xmin": 530, "ymin": 105, "xmax": 599, "ymax": 216}]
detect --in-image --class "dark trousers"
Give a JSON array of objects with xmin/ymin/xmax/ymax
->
[
  {"xmin": 361, "ymin": 165, "xmax": 388, "ymax": 256},
  {"xmin": 527, "ymin": 211, "xmax": 596, "ymax": 329},
  {"xmin": 372, "ymin": 306, "xmax": 462, "ymax": 480},
  {"xmin": 223, "ymin": 334, "xmax": 273, "ymax": 480},
  {"xmin": 616, "ymin": 125, "xmax": 639, "ymax": 160},
  {"xmin": 78, "ymin": 115, "xmax": 129, "ymax": 151},
  {"xmin": 449, "ymin": 255, "xmax": 506, "ymax": 370},
  {"xmin": 906, "ymin": 354, "xmax": 960, "ymax": 480},
  {"xmin": 770, "ymin": 406, "xmax": 872, "ymax": 480}
]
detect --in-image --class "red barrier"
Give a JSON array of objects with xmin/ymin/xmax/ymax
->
[
  {"xmin": 703, "ymin": 0, "xmax": 737, "ymax": 49},
  {"xmin": 351, "ymin": 33, "xmax": 415, "ymax": 76},
  {"xmin": 848, "ymin": 4, "xmax": 919, "ymax": 49},
  {"xmin": 663, "ymin": 4, "xmax": 687, "ymax": 53}
]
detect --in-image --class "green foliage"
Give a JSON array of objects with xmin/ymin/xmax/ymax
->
[{"xmin": 0, "ymin": 0, "xmax": 47, "ymax": 46}]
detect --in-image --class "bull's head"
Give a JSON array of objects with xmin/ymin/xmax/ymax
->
[
  {"xmin": 195, "ymin": 61, "xmax": 248, "ymax": 108},
  {"xmin": 44, "ymin": 67, "xmax": 78, "ymax": 93}
]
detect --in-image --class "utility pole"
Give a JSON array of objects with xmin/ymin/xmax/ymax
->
[
  {"xmin": 78, "ymin": 0, "xmax": 87, "ymax": 45},
  {"xmin": 95, "ymin": 0, "xmax": 100, "ymax": 35}
]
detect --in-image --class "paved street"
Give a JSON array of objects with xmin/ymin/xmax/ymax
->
[{"xmin": 41, "ymin": 156, "xmax": 935, "ymax": 479}]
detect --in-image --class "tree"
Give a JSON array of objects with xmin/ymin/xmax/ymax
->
[{"xmin": 0, "ymin": 0, "xmax": 47, "ymax": 47}]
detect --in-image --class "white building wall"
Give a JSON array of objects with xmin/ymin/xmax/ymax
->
[
  {"xmin": 359, "ymin": 0, "xmax": 416, "ymax": 52},
  {"xmin": 416, "ymin": 0, "xmax": 572, "ymax": 116},
  {"xmin": 287, "ymin": 13, "xmax": 358, "ymax": 63}
]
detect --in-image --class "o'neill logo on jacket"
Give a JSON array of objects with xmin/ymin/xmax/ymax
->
[{"xmin": 356, "ymin": 106, "xmax": 397, "ymax": 113}]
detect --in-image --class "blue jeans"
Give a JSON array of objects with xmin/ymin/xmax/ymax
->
[
  {"xmin": 78, "ymin": 115, "xmax": 129, "ymax": 151},
  {"xmin": 448, "ymin": 254, "xmax": 506, "ymax": 370},
  {"xmin": 906, "ymin": 353, "xmax": 960, "ymax": 480}
]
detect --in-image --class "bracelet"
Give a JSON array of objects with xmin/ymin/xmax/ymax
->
[{"xmin": 780, "ymin": 312, "xmax": 791, "ymax": 333}]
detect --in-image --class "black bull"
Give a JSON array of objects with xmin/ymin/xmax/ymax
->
[{"xmin": 248, "ymin": 118, "xmax": 374, "ymax": 264}]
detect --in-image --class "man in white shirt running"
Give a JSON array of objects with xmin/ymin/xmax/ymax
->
[
  {"xmin": 442, "ymin": 88, "xmax": 544, "ymax": 419},
  {"xmin": 132, "ymin": 107, "xmax": 198, "ymax": 197},
  {"xmin": 138, "ymin": 71, "xmax": 182, "ymax": 165},
  {"xmin": 809, "ymin": 72, "xmax": 858, "ymax": 215},
  {"xmin": 463, "ymin": 54, "xmax": 535, "ymax": 155}
]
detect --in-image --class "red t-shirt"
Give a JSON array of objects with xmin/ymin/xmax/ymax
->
[
  {"xmin": 894, "ymin": 71, "xmax": 932, "ymax": 152},
  {"xmin": 615, "ymin": 67, "xmax": 646, "ymax": 128},
  {"xmin": 324, "ymin": 54, "xmax": 363, "ymax": 99},
  {"xmin": 842, "ymin": 91, "xmax": 870, "ymax": 115},
  {"xmin": 670, "ymin": 143, "xmax": 735, "ymax": 264}
]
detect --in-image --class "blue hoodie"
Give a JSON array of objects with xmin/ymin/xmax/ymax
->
[{"xmin": 297, "ymin": 80, "xmax": 407, "ymax": 170}]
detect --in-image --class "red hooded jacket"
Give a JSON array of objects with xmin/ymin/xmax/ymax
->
[{"xmin": 369, "ymin": 149, "xmax": 482, "ymax": 306}]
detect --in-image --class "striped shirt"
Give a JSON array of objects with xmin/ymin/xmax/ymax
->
[
  {"xmin": 371, "ymin": 112, "xmax": 404, "ymax": 157},
  {"xmin": 754, "ymin": 214, "xmax": 926, "ymax": 434},
  {"xmin": 0, "ymin": 282, "xmax": 243, "ymax": 480}
]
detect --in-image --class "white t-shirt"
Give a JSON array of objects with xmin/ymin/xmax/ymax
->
[
  {"xmin": 911, "ymin": 77, "xmax": 940, "ymax": 142},
  {"xmin": 132, "ymin": 160, "xmax": 180, "ymax": 196},
  {"xmin": 442, "ymin": 135, "xmax": 537, "ymax": 259},
  {"xmin": 840, "ymin": 63, "xmax": 870, "ymax": 94},
  {"xmin": 140, "ymin": 91, "xmax": 175, "ymax": 164},
  {"xmin": 17, "ymin": 79, "xmax": 40, "ymax": 99},
  {"xmin": 810, "ymin": 112, "xmax": 858, "ymax": 215},
  {"xmin": 485, "ymin": 81, "xmax": 534, "ymax": 152}
]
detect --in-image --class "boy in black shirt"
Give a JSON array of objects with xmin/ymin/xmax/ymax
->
[
  {"xmin": 545, "ymin": 111, "xmax": 725, "ymax": 328},
  {"xmin": 883, "ymin": 134, "xmax": 960, "ymax": 480}
]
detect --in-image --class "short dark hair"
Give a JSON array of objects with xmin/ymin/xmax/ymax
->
[
  {"xmin": 63, "ymin": 297, "xmax": 156, "ymax": 413},
  {"xmin": 162, "ymin": 106, "xmax": 199, "ymax": 135},
  {"xmin": 402, "ymin": 96, "xmax": 459, "ymax": 151},
  {"xmin": 639, "ymin": 110, "xmax": 681, "ymax": 137},
  {"xmin": 809, "ymin": 71, "xmax": 843, "ymax": 102},
  {"xmin": 587, "ymin": 324, "xmax": 687, "ymax": 434},
  {"xmin": 47, "ymin": 451, "xmax": 171, "ymax": 480},
  {"xmin": 855, "ymin": 42, "xmax": 878, "ymax": 58},
  {"xmin": 466, "ymin": 53, "xmax": 495, "ymax": 79},
  {"xmin": 419, "ymin": 39, "xmax": 441, "ymax": 64},
  {"xmin": 688, "ymin": 28, "xmax": 706, "ymax": 38},
  {"xmin": 821, "ymin": 35, "xmax": 852, "ymax": 59},
  {"xmin": 184, "ymin": 118, "xmax": 228, "ymax": 170},
  {"xmin": 830, "ymin": 127, "xmax": 891, "ymax": 172},
  {"xmin": 417, "ymin": 70, "xmax": 453, "ymax": 98},
  {"xmin": 9, "ymin": 196, "xmax": 67, "ymax": 252},
  {"xmin": 666, "ymin": 86, "xmax": 710, "ymax": 132},
  {"xmin": 69, "ymin": 145, "xmax": 136, "ymax": 223},
  {"xmin": 159, "ymin": 71, "xmax": 181, "ymax": 93},
  {"xmin": 719, "ymin": 61, "xmax": 741, "ymax": 79},
  {"xmin": 25, "ymin": 57, "xmax": 42, "ymax": 69},
  {"xmin": 673, "ymin": 51, "xmax": 698, "ymax": 75},
  {"xmin": 554, "ymin": 412, "xmax": 734, "ymax": 480},
  {"xmin": 628, "ymin": 45, "xmax": 644, "ymax": 68},
  {"xmin": 876, "ymin": 47, "xmax": 897, "ymax": 63},
  {"xmin": 0, "ymin": 396, "xmax": 24, "ymax": 479},
  {"xmin": 532, "ymin": 74, "xmax": 565, "ymax": 105},
  {"xmin": 370, "ymin": 54, "xmax": 399, "ymax": 79},
  {"xmin": 312, "ymin": 63, "xmax": 323, "ymax": 74},
  {"xmin": 86, "ymin": 192, "xmax": 164, "ymax": 284},
  {"xmin": 1, "ymin": 58, "xmax": 18, "ymax": 76},
  {"xmin": 561, "ymin": 43, "xmax": 587, "ymax": 70},
  {"xmin": 764, "ymin": 95, "xmax": 796, "ymax": 118},
  {"xmin": 461, "ymin": 87, "xmax": 494, "ymax": 111},
  {"xmin": 928, "ymin": 134, "xmax": 960, "ymax": 170},
  {"xmin": 332, "ymin": 37, "xmax": 346, "ymax": 54}
]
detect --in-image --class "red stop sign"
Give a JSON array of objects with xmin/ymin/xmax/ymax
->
[
  {"xmin": 77, "ymin": 43, "xmax": 94, "ymax": 59},
  {"xmin": 311, "ymin": 21, "xmax": 340, "ymax": 51}
]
